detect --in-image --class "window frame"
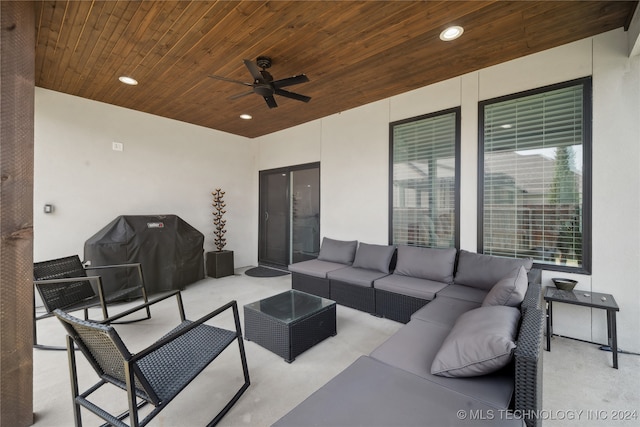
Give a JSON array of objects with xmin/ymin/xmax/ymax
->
[
  {"xmin": 477, "ymin": 77, "xmax": 592, "ymax": 274},
  {"xmin": 389, "ymin": 107, "xmax": 461, "ymax": 249}
]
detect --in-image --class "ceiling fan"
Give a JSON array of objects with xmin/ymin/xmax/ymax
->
[{"xmin": 208, "ymin": 56, "xmax": 311, "ymax": 109}]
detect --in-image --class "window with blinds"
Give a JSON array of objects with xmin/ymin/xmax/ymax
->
[
  {"xmin": 390, "ymin": 108, "xmax": 460, "ymax": 249},
  {"xmin": 479, "ymin": 78, "xmax": 591, "ymax": 272}
]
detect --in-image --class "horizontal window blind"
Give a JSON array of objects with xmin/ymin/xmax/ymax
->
[
  {"xmin": 391, "ymin": 110, "xmax": 457, "ymax": 248},
  {"xmin": 481, "ymin": 82, "xmax": 587, "ymax": 269}
]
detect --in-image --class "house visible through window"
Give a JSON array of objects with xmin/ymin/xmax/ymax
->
[
  {"xmin": 390, "ymin": 108, "xmax": 460, "ymax": 249},
  {"xmin": 479, "ymin": 78, "xmax": 591, "ymax": 272}
]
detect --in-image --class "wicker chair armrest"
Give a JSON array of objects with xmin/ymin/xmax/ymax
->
[
  {"xmin": 84, "ymin": 262, "xmax": 142, "ymax": 271},
  {"xmin": 130, "ymin": 300, "xmax": 239, "ymax": 362},
  {"xmin": 100, "ymin": 290, "xmax": 185, "ymax": 324},
  {"xmin": 34, "ymin": 275, "xmax": 100, "ymax": 286}
]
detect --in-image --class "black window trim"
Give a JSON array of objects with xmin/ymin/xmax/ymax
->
[
  {"xmin": 388, "ymin": 106, "xmax": 461, "ymax": 249},
  {"xmin": 477, "ymin": 77, "xmax": 592, "ymax": 274}
]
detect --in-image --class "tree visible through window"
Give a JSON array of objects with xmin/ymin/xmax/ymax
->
[{"xmin": 479, "ymin": 78, "xmax": 591, "ymax": 272}]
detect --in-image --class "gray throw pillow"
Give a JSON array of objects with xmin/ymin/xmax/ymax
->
[
  {"xmin": 394, "ymin": 246, "xmax": 457, "ymax": 283},
  {"xmin": 482, "ymin": 266, "xmax": 528, "ymax": 307},
  {"xmin": 317, "ymin": 237, "xmax": 358, "ymax": 265},
  {"xmin": 431, "ymin": 305, "xmax": 520, "ymax": 377},
  {"xmin": 454, "ymin": 250, "xmax": 533, "ymax": 291},
  {"xmin": 352, "ymin": 243, "xmax": 395, "ymax": 274}
]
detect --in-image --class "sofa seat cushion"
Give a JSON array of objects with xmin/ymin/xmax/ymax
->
[
  {"xmin": 352, "ymin": 242, "xmax": 396, "ymax": 274},
  {"xmin": 411, "ymin": 296, "xmax": 480, "ymax": 327},
  {"xmin": 431, "ymin": 306, "xmax": 520, "ymax": 378},
  {"xmin": 370, "ymin": 319, "xmax": 514, "ymax": 409},
  {"xmin": 437, "ymin": 284, "xmax": 488, "ymax": 304},
  {"xmin": 272, "ymin": 355, "xmax": 525, "ymax": 427},
  {"xmin": 454, "ymin": 250, "xmax": 533, "ymax": 291},
  {"xmin": 394, "ymin": 246, "xmax": 457, "ymax": 283},
  {"xmin": 316, "ymin": 237, "xmax": 358, "ymax": 265},
  {"xmin": 288, "ymin": 259, "xmax": 349, "ymax": 279},
  {"xmin": 327, "ymin": 266, "xmax": 389, "ymax": 287},
  {"xmin": 373, "ymin": 273, "xmax": 448, "ymax": 300}
]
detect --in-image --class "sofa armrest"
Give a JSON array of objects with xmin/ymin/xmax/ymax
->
[
  {"xmin": 526, "ymin": 268, "xmax": 541, "ymax": 285},
  {"xmin": 514, "ymin": 307, "xmax": 544, "ymax": 427}
]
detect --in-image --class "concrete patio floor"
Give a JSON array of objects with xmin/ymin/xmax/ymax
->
[{"xmin": 33, "ymin": 268, "xmax": 640, "ymax": 426}]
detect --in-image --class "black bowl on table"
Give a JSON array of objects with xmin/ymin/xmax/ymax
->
[{"xmin": 552, "ymin": 278, "xmax": 578, "ymax": 291}]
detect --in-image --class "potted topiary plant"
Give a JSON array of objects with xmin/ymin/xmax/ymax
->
[{"xmin": 206, "ymin": 188, "xmax": 234, "ymax": 278}]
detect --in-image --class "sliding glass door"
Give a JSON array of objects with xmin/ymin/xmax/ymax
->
[{"xmin": 259, "ymin": 163, "xmax": 320, "ymax": 268}]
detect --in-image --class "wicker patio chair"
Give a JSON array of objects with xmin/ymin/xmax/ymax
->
[
  {"xmin": 33, "ymin": 255, "xmax": 175, "ymax": 350},
  {"xmin": 54, "ymin": 300, "xmax": 250, "ymax": 427}
]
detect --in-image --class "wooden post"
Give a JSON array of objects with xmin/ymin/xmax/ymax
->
[{"xmin": 0, "ymin": 2, "xmax": 35, "ymax": 426}]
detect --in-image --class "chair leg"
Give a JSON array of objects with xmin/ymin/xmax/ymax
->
[
  {"xmin": 33, "ymin": 303, "xmax": 69, "ymax": 351},
  {"xmin": 204, "ymin": 302, "xmax": 251, "ymax": 426},
  {"xmin": 124, "ymin": 362, "xmax": 140, "ymax": 427},
  {"xmin": 67, "ymin": 335, "xmax": 83, "ymax": 427},
  {"xmin": 137, "ymin": 264, "xmax": 152, "ymax": 320},
  {"xmin": 233, "ymin": 303, "xmax": 251, "ymax": 387},
  {"xmin": 141, "ymin": 287, "xmax": 151, "ymax": 320}
]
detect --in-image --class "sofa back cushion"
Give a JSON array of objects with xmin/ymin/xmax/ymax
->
[
  {"xmin": 394, "ymin": 246, "xmax": 456, "ymax": 284},
  {"xmin": 454, "ymin": 250, "xmax": 533, "ymax": 291},
  {"xmin": 352, "ymin": 243, "xmax": 396, "ymax": 274},
  {"xmin": 482, "ymin": 266, "xmax": 528, "ymax": 307},
  {"xmin": 431, "ymin": 305, "xmax": 520, "ymax": 378},
  {"xmin": 317, "ymin": 237, "xmax": 358, "ymax": 265}
]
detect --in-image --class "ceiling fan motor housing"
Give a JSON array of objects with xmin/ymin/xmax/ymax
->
[
  {"xmin": 256, "ymin": 56, "xmax": 272, "ymax": 69},
  {"xmin": 254, "ymin": 84, "xmax": 275, "ymax": 97}
]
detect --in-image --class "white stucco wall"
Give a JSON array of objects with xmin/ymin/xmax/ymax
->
[
  {"xmin": 256, "ymin": 28, "xmax": 640, "ymax": 353},
  {"xmin": 34, "ymin": 89, "xmax": 258, "ymax": 268}
]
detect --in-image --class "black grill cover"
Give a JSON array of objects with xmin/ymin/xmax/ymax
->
[{"xmin": 84, "ymin": 215, "xmax": 205, "ymax": 295}]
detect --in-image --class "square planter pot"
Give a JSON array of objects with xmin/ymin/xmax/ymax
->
[{"xmin": 206, "ymin": 250, "xmax": 234, "ymax": 278}]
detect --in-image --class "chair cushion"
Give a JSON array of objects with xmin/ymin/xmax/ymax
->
[
  {"xmin": 317, "ymin": 237, "xmax": 358, "ymax": 265},
  {"xmin": 436, "ymin": 284, "xmax": 488, "ymax": 304},
  {"xmin": 370, "ymin": 318, "xmax": 515, "ymax": 409},
  {"xmin": 394, "ymin": 246, "xmax": 457, "ymax": 283},
  {"xmin": 373, "ymin": 274, "xmax": 447, "ymax": 300},
  {"xmin": 352, "ymin": 243, "xmax": 395, "ymax": 274},
  {"xmin": 411, "ymin": 296, "xmax": 480, "ymax": 326},
  {"xmin": 272, "ymin": 356, "xmax": 524, "ymax": 427},
  {"xmin": 482, "ymin": 266, "xmax": 528, "ymax": 307},
  {"xmin": 454, "ymin": 250, "xmax": 533, "ymax": 291},
  {"xmin": 288, "ymin": 259, "xmax": 350, "ymax": 278},
  {"xmin": 327, "ymin": 266, "xmax": 389, "ymax": 287},
  {"xmin": 431, "ymin": 306, "xmax": 520, "ymax": 378}
]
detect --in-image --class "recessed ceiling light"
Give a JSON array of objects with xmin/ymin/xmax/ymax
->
[
  {"xmin": 240, "ymin": 114, "xmax": 252, "ymax": 120},
  {"xmin": 440, "ymin": 26, "xmax": 464, "ymax": 41},
  {"xmin": 118, "ymin": 76, "xmax": 138, "ymax": 85}
]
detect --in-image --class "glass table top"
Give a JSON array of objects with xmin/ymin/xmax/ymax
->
[{"xmin": 244, "ymin": 290, "xmax": 335, "ymax": 324}]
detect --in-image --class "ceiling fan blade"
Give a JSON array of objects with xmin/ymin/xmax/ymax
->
[
  {"xmin": 229, "ymin": 90, "xmax": 254, "ymax": 100},
  {"xmin": 244, "ymin": 59, "xmax": 263, "ymax": 82},
  {"xmin": 275, "ymin": 88, "xmax": 311, "ymax": 103},
  {"xmin": 273, "ymin": 74, "xmax": 309, "ymax": 88},
  {"xmin": 264, "ymin": 95, "xmax": 278, "ymax": 109},
  {"xmin": 208, "ymin": 74, "xmax": 252, "ymax": 86}
]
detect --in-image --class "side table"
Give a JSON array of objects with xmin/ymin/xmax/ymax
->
[{"xmin": 544, "ymin": 286, "xmax": 620, "ymax": 368}]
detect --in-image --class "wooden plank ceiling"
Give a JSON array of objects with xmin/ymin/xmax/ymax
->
[{"xmin": 35, "ymin": 1, "xmax": 637, "ymax": 139}]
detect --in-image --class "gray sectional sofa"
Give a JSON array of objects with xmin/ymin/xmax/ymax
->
[{"xmin": 279, "ymin": 238, "xmax": 544, "ymax": 427}]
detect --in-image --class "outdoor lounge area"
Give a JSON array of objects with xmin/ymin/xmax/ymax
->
[
  {"xmin": 32, "ymin": 270, "xmax": 640, "ymax": 426},
  {"xmin": 3, "ymin": 2, "xmax": 640, "ymax": 426}
]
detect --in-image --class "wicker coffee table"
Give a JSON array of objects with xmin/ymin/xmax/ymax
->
[{"xmin": 244, "ymin": 290, "xmax": 337, "ymax": 362}]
